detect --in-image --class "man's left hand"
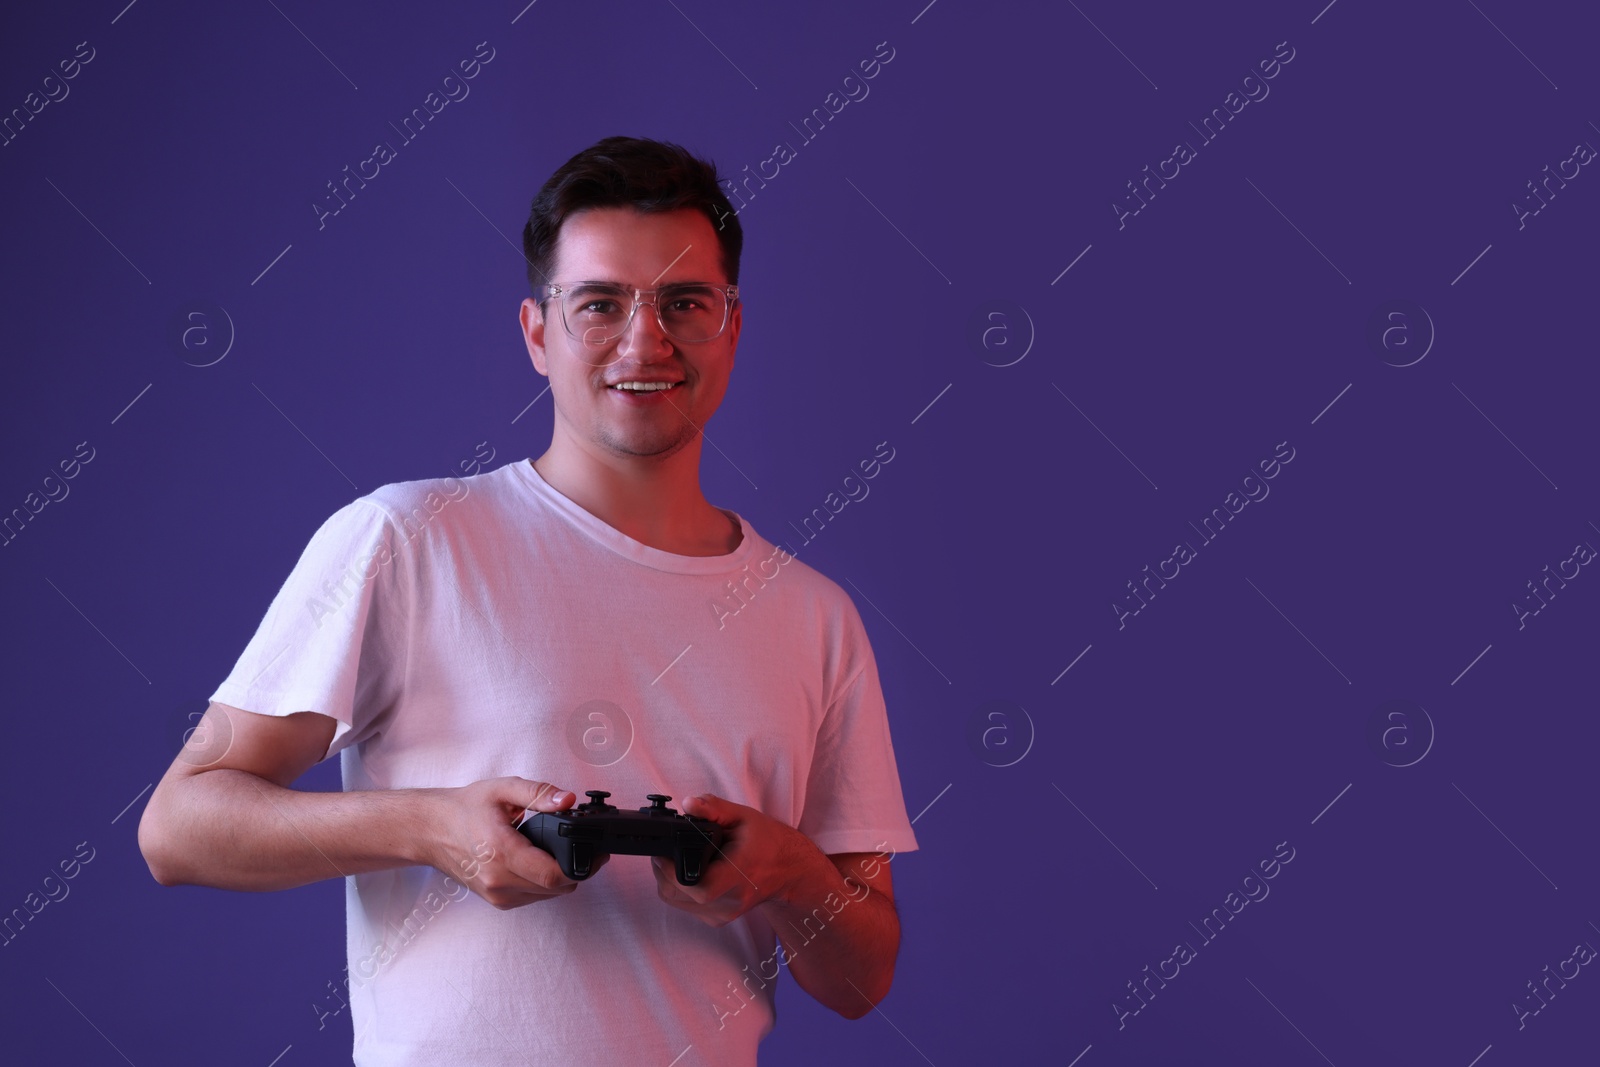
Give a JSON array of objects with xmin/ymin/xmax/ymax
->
[{"xmin": 650, "ymin": 793, "xmax": 827, "ymax": 926}]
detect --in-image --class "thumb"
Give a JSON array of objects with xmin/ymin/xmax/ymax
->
[
  {"xmin": 682, "ymin": 792, "xmax": 739, "ymax": 825},
  {"xmin": 508, "ymin": 778, "xmax": 575, "ymax": 812}
]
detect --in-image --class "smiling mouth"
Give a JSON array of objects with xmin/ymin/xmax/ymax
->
[{"xmin": 608, "ymin": 381, "xmax": 680, "ymax": 393}]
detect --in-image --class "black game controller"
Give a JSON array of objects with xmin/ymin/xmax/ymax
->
[{"xmin": 516, "ymin": 791, "xmax": 726, "ymax": 886}]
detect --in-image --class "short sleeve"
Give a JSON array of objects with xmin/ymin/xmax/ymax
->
[
  {"xmin": 209, "ymin": 499, "xmax": 408, "ymax": 761},
  {"xmin": 797, "ymin": 604, "xmax": 920, "ymax": 858}
]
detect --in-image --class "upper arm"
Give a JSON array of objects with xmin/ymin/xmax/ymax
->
[{"xmin": 159, "ymin": 701, "xmax": 337, "ymax": 789}]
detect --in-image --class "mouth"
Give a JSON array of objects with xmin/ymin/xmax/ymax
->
[
  {"xmin": 606, "ymin": 380, "xmax": 682, "ymax": 402},
  {"xmin": 607, "ymin": 380, "xmax": 681, "ymax": 392}
]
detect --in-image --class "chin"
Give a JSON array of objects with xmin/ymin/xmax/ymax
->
[{"xmin": 600, "ymin": 432, "xmax": 694, "ymax": 460}]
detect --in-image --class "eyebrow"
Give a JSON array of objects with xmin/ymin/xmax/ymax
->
[{"xmin": 569, "ymin": 279, "xmax": 717, "ymax": 289}]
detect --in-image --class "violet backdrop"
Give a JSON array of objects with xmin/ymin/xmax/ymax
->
[{"xmin": 2, "ymin": 1, "xmax": 1597, "ymax": 1063}]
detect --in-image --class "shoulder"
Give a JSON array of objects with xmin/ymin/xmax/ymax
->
[
  {"xmin": 352, "ymin": 459, "xmax": 524, "ymax": 536},
  {"xmin": 736, "ymin": 532, "xmax": 873, "ymax": 639},
  {"xmin": 287, "ymin": 462, "xmax": 528, "ymax": 571}
]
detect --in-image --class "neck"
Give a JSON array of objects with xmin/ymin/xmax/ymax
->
[{"xmin": 532, "ymin": 438, "xmax": 740, "ymax": 557}]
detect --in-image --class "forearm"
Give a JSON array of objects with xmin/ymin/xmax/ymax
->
[
  {"xmin": 141, "ymin": 769, "xmax": 441, "ymax": 891},
  {"xmin": 760, "ymin": 850, "xmax": 901, "ymax": 1018}
]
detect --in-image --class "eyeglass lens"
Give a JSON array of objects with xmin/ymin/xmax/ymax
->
[{"xmin": 562, "ymin": 284, "xmax": 729, "ymax": 345}]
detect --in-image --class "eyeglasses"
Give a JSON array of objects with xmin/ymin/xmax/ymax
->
[{"xmin": 538, "ymin": 281, "xmax": 740, "ymax": 351}]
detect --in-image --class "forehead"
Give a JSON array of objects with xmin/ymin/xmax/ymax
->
[{"xmin": 552, "ymin": 206, "xmax": 725, "ymax": 284}]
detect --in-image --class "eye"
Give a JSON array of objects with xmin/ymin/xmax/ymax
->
[
  {"xmin": 570, "ymin": 287, "xmax": 627, "ymax": 316},
  {"xmin": 663, "ymin": 287, "xmax": 713, "ymax": 313}
]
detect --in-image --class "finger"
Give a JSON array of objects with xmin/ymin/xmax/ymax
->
[
  {"xmin": 681, "ymin": 792, "xmax": 739, "ymax": 825},
  {"xmin": 494, "ymin": 882, "xmax": 578, "ymax": 909},
  {"xmin": 651, "ymin": 856, "xmax": 709, "ymax": 902},
  {"xmin": 502, "ymin": 840, "xmax": 580, "ymax": 889},
  {"xmin": 650, "ymin": 857, "xmax": 683, "ymax": 896},
  {"xmin": 653, "ymin": 877, "xmax": 692, "ymax": 908},
  {"xmin": 507, "ymin": 835, "xmax": 615, "ymax": 890}
]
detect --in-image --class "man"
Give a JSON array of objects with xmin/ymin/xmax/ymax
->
[{"xmin": 139, "ymin": 136, "xmax": 918, "ymax": 1065}]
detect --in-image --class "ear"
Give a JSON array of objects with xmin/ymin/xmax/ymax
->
[
  {"xmin": 520, "ymin": 298, "xmax": 550, "ymax": 377},
  {"xmin": 725, "ymin": 298, "xmax": 741, "ymax": 369}
]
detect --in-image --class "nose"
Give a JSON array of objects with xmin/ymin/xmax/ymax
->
[{"xmin": 616, "ymin": 297, "xmax": 673, "ymax": 361}]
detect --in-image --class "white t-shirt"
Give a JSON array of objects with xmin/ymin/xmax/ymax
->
[{"xmin": 209, "ymin": 458, "xmax": 919, "ymax": 1066}]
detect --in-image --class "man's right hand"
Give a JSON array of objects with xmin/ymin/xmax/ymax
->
[{"xmin": 425, "ymin": 777, "xmax": 608, "ymax": 909}]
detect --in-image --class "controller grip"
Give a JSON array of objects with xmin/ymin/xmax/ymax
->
[
  {"xmin": 563, "ymin": 840, "xmax": 594, "ymax": 880},
  {"xmin": 676, "ymin": 847, "xmax": 705, "ymax": 886},
  {"xmin": 520, "ymin": 815, "xmax": 595, "ymax": 881}
]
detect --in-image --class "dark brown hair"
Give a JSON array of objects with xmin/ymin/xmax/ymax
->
[{"xmin": 521, "ymin": 136, "xmax": 743, "ymax": 299}]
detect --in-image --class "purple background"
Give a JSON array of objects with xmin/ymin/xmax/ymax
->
[{"xmin": 3, "ymin": 1, "xmax": 1596, "ymax": 1063}]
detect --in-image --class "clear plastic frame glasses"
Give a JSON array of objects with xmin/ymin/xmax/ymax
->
[{"xmin": 538, "ymin": 281, "xmax": 740, "ymax": 355}]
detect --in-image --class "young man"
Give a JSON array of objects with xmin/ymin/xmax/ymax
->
[{"xmin": 139, "ymin": 136, "xmax": 918, "ymax": 1065}]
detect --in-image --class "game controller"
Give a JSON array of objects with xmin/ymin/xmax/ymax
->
[{"xmin": 516, "ymin": 791, "xmax": 726, "ymax": 886}]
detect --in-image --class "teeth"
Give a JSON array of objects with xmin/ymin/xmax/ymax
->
[{"xmin": 612, "ymin": 381, "xmax": 677, "ymax": 392}]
